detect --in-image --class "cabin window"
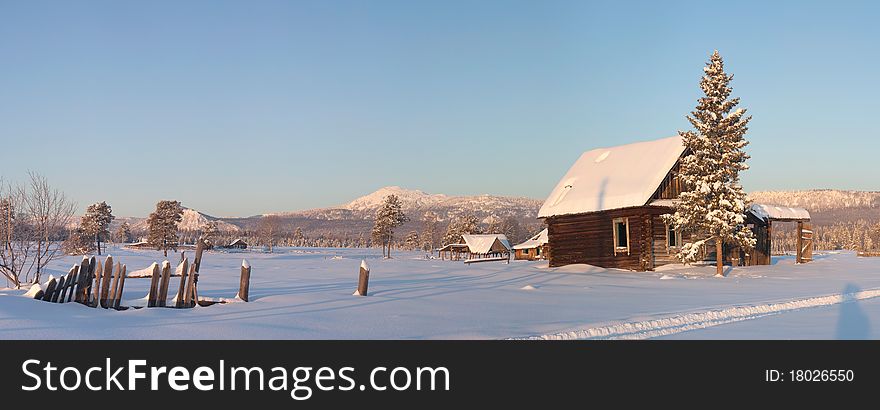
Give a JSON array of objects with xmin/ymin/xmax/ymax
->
[
  {"xmin": 536, "ymin": 247, "xmax": 541, "ymax": 256},
  {"xmin": 667, "ymin": 224, "xmax": 679, "ymax": 248},
  {"xmin": 612, "ymin": 218, "xmax": 630, "ymax": 254},
  {"xmin": 522, "ymin": 249, "xmax": 530, "ymax": 255}
]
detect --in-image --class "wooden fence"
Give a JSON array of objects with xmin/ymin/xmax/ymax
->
[{"xmin": 31, "ymin": 239, "xmax": 251, "ymax": 310}]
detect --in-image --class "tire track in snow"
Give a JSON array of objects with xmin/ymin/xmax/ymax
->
[{"xmin": 510, "ymin": 288, "xmax": 880, "ymax": 340}]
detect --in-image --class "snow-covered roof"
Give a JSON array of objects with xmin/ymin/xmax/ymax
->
[
  {"xmin": 749, "ymin": 203, "xmax": 811, "ymax": 222},
  {"xmin": 538, "ymin": 136, "xmax": 686, "ymax": 218},
  {"xmin": 513, "ymin": 228, "xmax": 548, "ymax": 250},
  {"xmin": 462, "ymin": 234, "xmax": 512, "ymax": 254},
  {"xmin": 647, "ymin": 199, "xmax": 677, "ymax": 208},
  {"xmin": 229, "ymin": 238, "xmax": 247, "ymax": 245}
]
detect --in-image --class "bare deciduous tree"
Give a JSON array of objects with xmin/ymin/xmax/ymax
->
[
  {"xmin": 257, "ymin": 215, "xmax": 282, "ymax": 253},
  {"xmin": 0, "ymin": 172, "xmax": 76, "ymax": 287}
]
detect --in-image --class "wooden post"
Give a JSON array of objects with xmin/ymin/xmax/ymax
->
[
  {"xmin": 800, "ymin": 223, "xmax": 813, "ymax": 263},
  {"xmin": 99, "ymin": 256, "xmax": 114, "ymax": 307},
  {"xmin": 50, "ymin": 275, "xmax": 66, "ymax": 303},
  {"xmin": 91, "ymin": 258, "xmax": 102, "ymax": 307},
  {"xmin": 796, "ymin": 221, "xmax": 804, "ymax": 264},
  {"xmin": 183, "ymin": 263, "xmax": 196, "ymax": 308},
  {"xmin": 82, "ymin": 256, "xmax": 95, "ymax": 305},
  {"xmin": 65, "ymin": 269, "xmax": 79, "ymax": 303},
  {"xmin": 113, "ymin": 264, "xmax": 126, "ymax": 309},
  {"xmin": 60, "ymin": 266, "xmax": 78, "ymax": 303},
  {"xmin": 238, "ymin": 260, "xmax": 251, "ymax": 302},
  {"xmin": 174, "ymin": 258, "xmax": 189, "ymax": 308},
  {"xmin": 81, "ymin": 257, "xmax": 94, "ymax": 304},
  {"xmin": 58, "ymin": 267, "xmax": 74, "ymax": 302},
  {"xmin": 147, "ymin": 263, "xmax": 161, "ymax": 308},
  {"xmin": 192, "ymin": 238, "xmax": 206, "ymax": 305},
  {"xmin": 157, "ymin": 261, "xmax": 171, "ymax": 307},
  {"xmin": 356, "ymin": 260, "xmax": 370, "ymax": 296},
  {"xmin": 106, "ymin": 262, "xmax": 122, "ymax": 309},
  {"xmin": 41, "ymin": 277, "xmax": 57, "ymax": 302},
  {"xmin": 73, "ymin": 258, "xmax": 86, "ymax": 304}
]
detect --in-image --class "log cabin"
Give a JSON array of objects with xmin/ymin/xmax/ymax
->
[
  {"xmin": 538, "ymin": 135, "xmax": 689, "ymax": 270},
  {"xmin": 537, "ymin": 135, "xmax": 812, "ymax": 271},
  {"xmin": 512, "ymin": 228, "xmax": 549, "ymax": 261},
  {"xmin": 226, "ymin": 238, "xmax": 248, "ymax": 249}
]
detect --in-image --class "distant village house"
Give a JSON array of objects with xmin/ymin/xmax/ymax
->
[
  {"xmin": 512, "ymin": 228, "xmax": 548, "ymax": 261},
  {"xmin": 437, "ymin": 234, "xmax": 512, "ymax": 263}
]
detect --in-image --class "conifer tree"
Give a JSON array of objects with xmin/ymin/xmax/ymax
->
[
  {"xmin": 665, "ymin": 51, "xmax": 755, "ymax": 276},
  {"xmin": 147, "ymin": 200, "xmax": 184, "ymax": 257},
  {"xmin": 114, "ymin": 221, "xmax": 133, "ymax": 244},
  {"xmin": 441, "ymin": 213, "xmax": 482, "ymax": 246},
  {"xmin": 81, "ymin": 201, "xmax": 114, "ymax": 255},
  {"xmin": 372, "ymin": 195, "xmax": 408, "ymax": 258},
  {"xmin": 421, "ymin": 211, "xmax": 439, "ymax": 252}
]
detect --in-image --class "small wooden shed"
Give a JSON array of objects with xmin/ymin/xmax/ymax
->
[
  {"xmin": 513, "ymin": 228, "xmax": 549, "ymax": 260},
  {"xmin": 437, "ymin": 234, "xmax": 512, "ymax": 262},
  {"xmin": 742, "ymin": 203, "xmax": 812, "ymax": 265},
  {"xmin": 228, "ymin": 238, "xmax": 248, "ymax": 249}
]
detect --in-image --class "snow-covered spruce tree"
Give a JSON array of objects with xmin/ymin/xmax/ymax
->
[
  {"xmin": 200, "ymin": 220, "xmax": 220, "ymax": 248},
  {"xmin": 665, "ymin": 50, "xmax": 755, "ymax": 277},
  {"xmin": 421, "ymin": 211, "xmax": 439, "ymax": 252},
  {"xmin": 114, "ymin": 221, "xmax": 133, "ymax": 244},
  {"xmin": 147, "ymin": 200, "xmax": 183, "ymax": 257},
  {"xmin": 81, "ymin": 201, "xmax": 114, "ymax": 255},
  {"xmin": 441, "ymin": 213, "xmax": 482, "ymax": 246},
  {"xmin": 293, "ymin": 227, "xmax": 305, "ymax": 247},
  {"xmin": 63, "ymin": 227, "xmax": 94, "ymax": 255},
  {"xmin": 372, "ymin": 195, "xmax": 408, "ymax": 258},
  {"xmin": 404, "ymin": 230, "xmax": 421, "ymax": 250}
]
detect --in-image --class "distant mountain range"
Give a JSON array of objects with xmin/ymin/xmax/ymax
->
[
  {"xmin": 112, "ymin": 208, "xmax": 241, "ymax": 234},
  {"xmin": 748, "ymin": 190, "xmax": 880, "ymax": 225},
  {"xmin": 276, "ymin": 186, "xmax": 543, "ymax": 222},
  {"xmin": 94, "ymin": 188, "xmax": 879, "ymax": 242}
]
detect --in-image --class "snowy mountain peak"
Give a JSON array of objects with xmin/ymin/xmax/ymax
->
[
  {"xmin": 343, "ymin": 186, "xmax": 448, "ymax": 212},
  {"xmin": 128, "ymin": 207, "xmax": 241, "ymax": 233}
]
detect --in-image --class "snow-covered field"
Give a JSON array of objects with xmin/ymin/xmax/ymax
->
[{"xmin": 1, "ymin": 246, "xmax": 879, "ymax": 339}]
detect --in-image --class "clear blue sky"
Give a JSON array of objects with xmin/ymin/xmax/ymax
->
[{"xmin": 1, "ymin": 0, "xmax": 878, "ymax": 217}]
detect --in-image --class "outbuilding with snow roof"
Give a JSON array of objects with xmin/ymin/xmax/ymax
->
[{"xmin": 513, "ymin": 228, "xmax": 549, "ymax": 261}]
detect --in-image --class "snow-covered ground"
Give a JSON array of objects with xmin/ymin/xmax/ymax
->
[{"xmin": 1, "ymin": 247, "xmax": 879, "ymax": 339}]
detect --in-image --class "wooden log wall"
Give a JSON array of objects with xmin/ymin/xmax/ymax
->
[
  {"xmin": 547, "ymin": 206, "xmax": 675, "ymax": 270},
  {"xmin": 546, "ymin": 206, "xmax": 696, "ymax": 271}
]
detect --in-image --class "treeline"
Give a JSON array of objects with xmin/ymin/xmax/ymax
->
[{"xmin": 770, "ymin": 220, "xmax": 880, "ymax": 254}]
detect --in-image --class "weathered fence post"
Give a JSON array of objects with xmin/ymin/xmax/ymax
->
[
  {"xmin": 355, "ymin": 260, "xmax": 370, "ymax": 296},
  {"xmin": 191, "ymin": 238, "xmax": 206, "ymax": 305},
  {"xmin": 183, "ymin": 263, "xmax": 196, "ymax": 308},
  {"xmin": 59, "ymin": 265, "xmax": 78, "ymax": 303},
  {"xmin": 147, "ymin": 263, "xmax": 161, "ymax": 307},
  {"xmin": 40, "ymin": 277, "xmax": 57, "ymax": 302},
  {"xmin": 91, "ymin": 259, "xmax": 102, "ymax": 307},
  {"xmin": 157, "ymin": 261, "xmax": 171, "ymax": 307},
  {"xmin": 50, "ymin": 275, "xmax": 66, "ymax": 303},
  {"xmin": 66, "ymin": 265, "xmax": 78, "ymax": 302},
  {"xmin": 113, "ymin": 264, "xmax": 126, "ymax": 309},
  {"xmin": 73, "ymin": 257, "xmax": 88, "ymax": 304},
  {"xmin": 174, "ymin": 258, "xmax": 189, "ymax": 308},
  {"xmin": 106, "ymin": 262, "xmax": 122, "ymax": 309},
  {"xmin": 238, "ymin": 259, "xmax": 251, "ymax": 302},
  {"xmin": 99, "ymin": 256, "xmax": 114, "ymax": 307},
  {"xmin": 85, "ymin": 256, "xmax": 98, "ymax": 306}
]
